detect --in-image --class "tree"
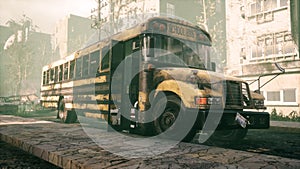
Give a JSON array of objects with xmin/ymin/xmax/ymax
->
[
  {"xmin": 196, "ymin": 0, "xmax": 227, "ymax": 71},
  {"xmin": 2, "ymin": 15, "xmax": 52, "ymax": 96},
  {"xmin": 92, "ymin": 0, "xmax": 154, "ymax": 38}
]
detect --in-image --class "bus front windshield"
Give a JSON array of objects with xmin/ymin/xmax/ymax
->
[{"xmin": 143, "ymin": 35, "xmax": 211, "ymax": 70}]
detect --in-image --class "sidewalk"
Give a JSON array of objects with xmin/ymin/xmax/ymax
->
[
  {"xmin": 270, "ymin": 120, "xmax": 300, "ymax": 128},
  {"xmin": 0, "ymin": 115, "xmax": 299, "ymax": 169}
]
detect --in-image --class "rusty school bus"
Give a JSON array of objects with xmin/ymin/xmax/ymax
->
[{"xmin": 40, "ymin": 17, "xmax": 269, "ymax": 141}]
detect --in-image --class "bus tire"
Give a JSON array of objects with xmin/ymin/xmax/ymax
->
[
  {"xmin": 153, "ymin": 95, "xmax": 196, "ymax": 142},
  {"xmin": 210, "ymin": 129, "xmax": 248, "ymax": 142},
  {"xmin": 58, "ymin": 99, "xmax": 77, "ymax": 123},
  {"xmin": 135, "ymin": 122, "xmax": 155, "ymax": 136}
]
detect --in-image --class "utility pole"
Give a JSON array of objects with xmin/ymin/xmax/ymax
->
[
  {"xmin": 91, "ymin": 0, "xmax": 108, "ymax": 40},
  {"xmin": 98, "ymin": 0, "xmax": 101, "ymax": 40}
]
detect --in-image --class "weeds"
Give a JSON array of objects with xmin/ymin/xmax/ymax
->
[{"xmin": 270, "ymin": 108, "xmax": 300, "ymax": 122}]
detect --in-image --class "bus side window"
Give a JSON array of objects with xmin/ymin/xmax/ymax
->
[
  {"xmin": 42, "ymin": 71, "xmax": 46, "ymax": 85},
  {"xmin": 69, "ymin": 60, "xmax": 75, "ymax": 79},
  {"xmin": 76, "ymin": 57, "xmax": 82, "ymax": 78},
  {"xmin": 46, "ymin": 70, "xmax": 50, "ymax": 84},
  {"xmin": 90, "ymin": 50, "xmax": 100, "ymax": 76},
  {"xmin": 63, "ymin": 62, "xmax": 69, "ymax": 80},
  {"xmin": 101, "ymin": 47, "xmax": 109, "ymax": 71},
  {"xmin": 59, "ymin": 65, "xmax": 63, "ymax": 82},
  {"xmin": 54, "ymin": 66, "xmax": 58, "ymax": 82},
  {"xmin": 50, "ymin": 68, "xmax": 55, "ymax": 83},
  {"xmin": 82, "ymin": 54, "xmax": 89, "ymax": 77}
]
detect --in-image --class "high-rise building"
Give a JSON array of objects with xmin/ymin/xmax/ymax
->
[
  {"xmin": 226, "ymin": 0, "xmax": 299, "ymax": 116},
  {"xmin": 53, "ymin": 14, "xmax": 95, "ymax": 58}
]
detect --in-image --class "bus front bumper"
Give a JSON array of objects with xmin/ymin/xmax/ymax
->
[{"xmin": 188, "ymin": 109, "xmax": 270, "ymax": 130}]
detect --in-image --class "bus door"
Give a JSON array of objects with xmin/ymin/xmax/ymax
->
[{"xmin": 109, "ymin": 39, "xmax": 140, "ymax": 131}]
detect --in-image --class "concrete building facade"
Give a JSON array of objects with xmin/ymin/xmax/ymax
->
[
  {"xmin": 53, "ymin": 14, "xmax": 95, "ymax": 58},
  {"xmin": 226, "ymin": 0, "xmax": 299, "ymax": 116}
]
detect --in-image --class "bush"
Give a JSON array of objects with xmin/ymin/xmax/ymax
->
[{"xmin": 270, "ymin": 108, "xmax": 300, "ymax": 122}]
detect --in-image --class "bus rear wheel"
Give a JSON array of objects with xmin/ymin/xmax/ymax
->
[{"xmin": 58, "ymin": 99, "xmax": 77, "ymax": 123}]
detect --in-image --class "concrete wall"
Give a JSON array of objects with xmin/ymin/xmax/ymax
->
[
  {"xmin": 226, "ymin": 0, "xmax": 300, "ymax": 116},
  {"xmin": 54, "ymin": 14, "xmax": 94, "ymax": 59}
]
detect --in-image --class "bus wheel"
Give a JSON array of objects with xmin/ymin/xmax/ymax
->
[
  {"xmin": 153, "ymin": 95, "xmax": 196, "ymax": 142},
  {"xmin": 210, "ymin": 129, "xmax": 248, "ymax": 142},
  {"xmin": 58, "ymin": 99, "xmax": 77, "ymax": 123}
]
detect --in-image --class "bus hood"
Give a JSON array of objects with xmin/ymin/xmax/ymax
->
[{"xmin": 154, "ymin": 67, "xmax": 245, "ymax": 85}]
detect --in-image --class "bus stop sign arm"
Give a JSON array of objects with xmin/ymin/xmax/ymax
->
[{"xmin": 254, "ymin": 63, "xmax": 285, "ymax": 93}]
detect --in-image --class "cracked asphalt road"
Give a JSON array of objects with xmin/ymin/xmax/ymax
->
[{"xmin": 202, "ymin": 126, "xmax": 300, "ymax": 160}]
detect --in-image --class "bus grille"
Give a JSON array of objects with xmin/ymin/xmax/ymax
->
[{"xmin": 225, "ymin": 81, "xmax": 243, "ymax": 106}]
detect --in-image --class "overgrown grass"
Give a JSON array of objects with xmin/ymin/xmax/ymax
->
[
  {"xmin": 270, "ymin": 108, "xmax": 300, "ymax": 122},
  {"xmin": 0, "ymin": 108, "xmax": 57, "ymax": 118}
]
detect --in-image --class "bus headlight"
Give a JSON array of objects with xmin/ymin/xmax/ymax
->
[
  {"xmin": 195, "ymin": 97, "xmax": 221, "ymax": 105},
  {"xmin": 253, "ymin": 99, "xmax": 265, "ymax": 109}
]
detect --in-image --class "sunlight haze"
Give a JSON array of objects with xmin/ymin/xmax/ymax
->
[{"xmin": 0, "ymin": 0, "xmax": 97, "ymax": 33}]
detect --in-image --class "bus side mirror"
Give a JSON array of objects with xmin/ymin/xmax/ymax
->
[{"xmin": 211, "ymin": 62, "xmax": 216, "ymax": 72}]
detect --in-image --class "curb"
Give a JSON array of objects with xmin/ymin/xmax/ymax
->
[{"xmin": 270, "ymin": 121, "xmax": 300, "ymax": 129}]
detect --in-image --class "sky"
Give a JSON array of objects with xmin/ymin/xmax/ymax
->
[{"xmin": 0, "ymin": 0, "xmax": 97, "ymax": 34}]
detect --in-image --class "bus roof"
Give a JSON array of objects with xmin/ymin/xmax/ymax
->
[
  {"xmin": 43, "ymin": 16, "xmax": 212, "ymax": 71},
  {"xmin": 42, "ymin": 52, "xmax": 77, "ymax": 71},
  {"xmin": 112, "ymin": 16, "xmax": 211, "ymax": 42},
  {"xmin": 81, "ymin": 16, "xmax": 212, "ymax": 52}
]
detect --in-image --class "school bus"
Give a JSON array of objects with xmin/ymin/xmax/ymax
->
[{"xmin": 40, "ymin": 17, "xmax": 269, "ymax": 141}]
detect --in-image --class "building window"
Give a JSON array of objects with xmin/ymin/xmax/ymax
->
[
  {"xmin": 240, "ymin": 47, "xmax": 246, "ymax": 63},
  {"xmin": 264, "ymin": 0, "xmax": 277, "ymax": 11},
  {"xmin": 267, "ymin": 91, "xmax": 280, "ymax": 101},
  {"xmin": 166, "ymin": 3, "xmax": 175, "ymax": 16},
  {"xmin": 249, "ymin": 0, "xmax": 288, "ymax": 16},
  {"xmin": 283, "ymin": 89, "xmax": 296, "ymax": 102},
  {"xmin": 263, "ymin": 88, "xmax": 297, "ymax": 105},
  {"xmin": 251, "ymin": 38, "xmax": 264, "ymax": 59},
  {"xmin": 250, "ymin": 31, "xmax": 297, "ymax": 61},
  {"xmin": 280, "ymin": 0, "xmax": 288, "ymax": 7},
  {"xmin": 265, "ymin": 36, "xmax": 274, "ymax": 56}
]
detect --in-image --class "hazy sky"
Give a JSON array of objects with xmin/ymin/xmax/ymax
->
[{"xmin": 0, "ymin": 0, "xmax": 97, "ymax": 33}]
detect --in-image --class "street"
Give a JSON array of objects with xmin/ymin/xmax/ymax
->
[
  {"xmin": 0, "ymin": 111, "xmax": 299, "ymax": 168},
  {"xmin": 202, "ymin": 127, "xmax": 300, "ymax": 160}
]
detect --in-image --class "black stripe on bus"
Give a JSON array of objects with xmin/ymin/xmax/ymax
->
[
  {"xmin": 41, "ymin": 88, "xmax": 73, "ymax": 95},
  {"xmin": 40, "ymin": 100, "xmax": 58, "ymax": 103},
  {"xmin": 72, "ymin": 99, "xmax": 113, "ymax": 105},
  {"xmin": 73, "ymin": 83, "xmax": 110, "ymax": 93},
  {"xmin": 95, "ymin": 90, "xmax": 110, "ymax": 95},
  {"xmin": 41, "ymin": 100, "xmax": 73, "ymax": 104},
  {"xmin": 74, "ymin": 109, "xmax": 109, "ymax": 115}
]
